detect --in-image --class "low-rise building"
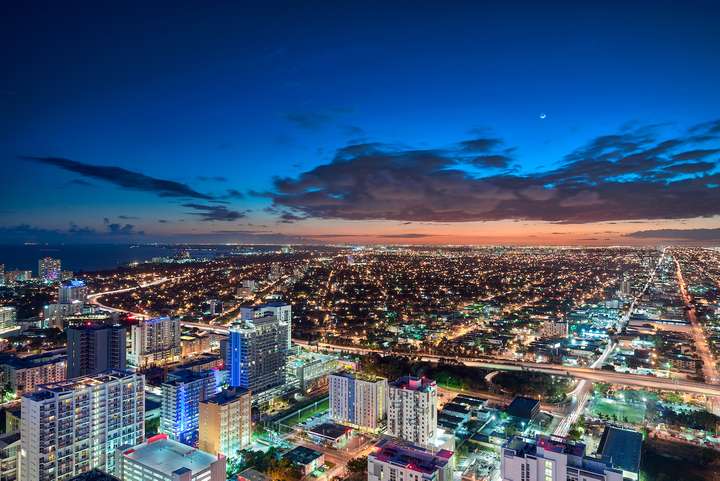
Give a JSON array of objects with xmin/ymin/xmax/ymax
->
[
  {"xmin": 0, "ymin": 352, "xmax": 66, "ymax": 396},
  {"xmin": 282, "ymin": 446, "xmax": 324, "ymax": 477},
  {"xmin": 597, "ymin": 426, "xmax": 643, "ymax": 481},
  {"xmin": 115, "ymin": 435, "xmax": 226, "ymax": 481},
  {"xmin": 368, "ymin": 437, "xmax": 454, "ymax": 481},
  {"xmin": 501, "ymin": 435, "xmax": 623, "ymax": 481}
]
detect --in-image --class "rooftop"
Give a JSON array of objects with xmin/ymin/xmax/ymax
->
[
  {"xmin": 26, "ymin": 370, "xmax": 137, "ymax": 401},
  {"xmin": 370, "ymin": 438, "xmax": 453, "ymax": 475},
  {"xmin": 308, "ymin": 422, "xmax": 352, "ymax": 440},
  {"xmin": 283, "ymin": 445, "xmax": 324, "ymax": 466},
  {"xmin": 120, "ymin": 435, "xmax": 218, "ymax": 475},
  {"xmin": 598, "ymin": 426, "xmax": 643, "ymax": 474},
  {"xmin": 331, "ymin": 370, "xmax": 386, "ymax": 383},
  {"xmin": 506, "ymin": 396, "xmax": 540, "ymax": 420},
  {"xmin": 203, "ymin": 388, "xmax": 250, "ymax": 405},
  {"xmin": 389, "ymin": 375, "xmax": 436, "ymax": 392}
]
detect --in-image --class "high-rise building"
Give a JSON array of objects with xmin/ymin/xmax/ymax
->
[
  {"xmin": 128, "ymin": 316, "xmax": 181, "ymax": 368},
  {"xmin": 19, "ymin": 370, "xmax": 145, "ymax": 481},
  {"xmin": 115, "ymin": 435, "xmax": 226, "ymax": 481},
  {"xmin": 43, "ymin": 302, "xmax": 84, "ymax": 329},
  {"xmin": 0, "ymin": 264, "xmax": 4, "ymax": 287},
  {"xmin": 501, "ymin": 435, "xmax": 623, "ymax": 481},
  {"xmin": 161, "ymin": 369, "xmax": 222, "ymax": 446},
  {"xmin": 38, "ymin": 257, "xmax": 61, "ymax": 282},
  {"xmin": 227, "ymin": 314, "xmax": 289, "ymax": 395},
  {"xmin": 619, "ymin": 272, "xmax": 632, "ymax": 298},
  {"xmin": 387, "ymin": 376, "xmax": 438, "ymax": 446},
  {"xmin": 0, "ymin": 306, "xmax": 16, "ymax": 331},
  {"xmin": 239, "ymin": 301, "xmax": 292, "ymax": 348},
  {"xmin": 198, "ymin": 388, "xmax": 251, "ymax": 457},
  {"xmin": 329, "ymin": 372, "xmax": 387, "ymax": 431},
  {"xmin": 0, "ymin": 432, "xmax": 19, "ymax": 481},
  {"xmin": 59, "ymin": 279, "xmax": 88, "ymax": 304},
  {"xmin": 367, "ymin": 437, "xmax": 454, "ymax": 481},
  {"xmin": 66, "ymin": 324, "xmax": 127, "ymax": 378}
]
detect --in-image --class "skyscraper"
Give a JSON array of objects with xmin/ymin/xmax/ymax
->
[
  {"xmin": 329, "ymin": 371, "xmax": 387, "ymax": 431},
  {"xmin": 239, "ymin": 301, "xmax": 292, "ymax": 348},
  {"xmin": 198, "ymin": 388, "xmax": 251, "ymax": 457},
  {"xmin": 66, "ymin": 324, "xmax": 127, "ymax": 378},
  {"xmin": 128, "ymin": 316, "xmax": 181, "ymax": 368},
  {"xmin": 228, "ymin": 314, "xmax": 289, "ymax": 396},
  {"xmin": 19, "ymin": 370, "xmax": 145, "ymax": 481},
  {"xmin": 38, "ymin": 257, "xmax": 61, "ymax": 282},
  {"xmin": 161, "ymin": 369, "xmax": 222, "ymax": 446},
  {"xmin": 387, "ymin": 376, "xmax": 438, "ymax": 446}
]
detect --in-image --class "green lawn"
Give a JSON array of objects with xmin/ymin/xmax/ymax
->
[
  {"xmin": 589, "ymin": 397, "xmax": 646, "ymax": 424},
  {"xmin": 281, "ymin": 398, "xmax": 329, "ymax": 427}
]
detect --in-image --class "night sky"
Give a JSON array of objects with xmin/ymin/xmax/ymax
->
[{"xmin": 2, "ymin": 1, "xmax": 720, "ymax": 245}]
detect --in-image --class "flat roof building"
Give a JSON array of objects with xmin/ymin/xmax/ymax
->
[
  {"xmin": 598, "ymin": 426, "xmax": 643, "ymax": 481},
  {"xmin": 501, "ymin": 435, "xmax": 623, "ymax": 481},
  {"xmin": 329, "ymin": 371, "xmax": 387, "ymax": 431},
  {"xmin": 506, "ymin": 395, "xmax": 540, "ymax": 421},
  {"xmin": 198, "ymin": 388, "xmax": 251, "ymax": 457},
  {"xmin": 116, "ymin": 435, "xmax": 226, "ymax": 481},
  {"xmin": 368, "ymin": 437, "xmax": 454, "ymax": 481}
]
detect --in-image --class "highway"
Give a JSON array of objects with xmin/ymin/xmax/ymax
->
[
  {"xmin": 554, "ymin": 247, "xmax": 666, "ymax": 436},
  {"xmin": 87, "ymin": 276, "xmax": 177, "ymax": 319},
  {"xmin": 172, "ymin": 322, "xmax": 720, "ymax": 397},
  {"xmin": 673, "ymin": 254, "xmax": 720, "ymax": 385}
]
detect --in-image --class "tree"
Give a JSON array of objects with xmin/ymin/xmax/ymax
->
[
  {"xmin": 266, "ymin": 458, "xmax": 302, "ymax": 481},
  {"xmin": 347, "ymin": 456, "xmax": 368, "ymax": 474}
]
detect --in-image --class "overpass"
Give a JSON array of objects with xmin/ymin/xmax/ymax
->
[{"xmin": 177, "ymin": 322, "xmax": 720, "ymax": 397}]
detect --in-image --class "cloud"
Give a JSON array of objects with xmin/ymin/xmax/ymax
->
[
  {"xmin": 197, "ymin": 176, "xmax": 228, "ymax": 182},
  {"xmin": 223, "ymin": 189, "xmax": 245, "ymax": 199},
  {"xmin": 157, "ymin": 219, "xmax": 169, "ymax": 223},
  {"xmin": 182, "ymin": 203, "xmax": 246, "ymax": 222},
  {"xmin": 118, "ymin": 215, "xmax": 139, "ymax": 220},
  {"xmin": 23, "ymin": 156, "xmax": 213, "ymax": 199},
  {"xmin": 107, "ymin": 223, "xmax": 144, "ymax": 235},
  {"xmin": 377, "ymin": 233, "xmax": 440, "ymax": 239},
  {"xmin": 0, "ymin": 223, "xmax": 146, "ymax": 243},
  {"xmin": 285, "ymin": 112, "xmax": 333, "ymax": 130},
  {"xmin": 270, "ymin": 120, "xmax": 720, "ymax": 224},
  {"xmin": 625, "ymin": 228, "xmax": 720, "ymax": 241},
  {"xmin": 459, "ymin": 137, "xmax": 503, "ymax": 152},
  {"xmin": 468, "ymin": 154, "xmax": 512, "ymax": 169},
  {"xmin": 67, "ymin": 179, "xmax": 94, "ymax": 187}
]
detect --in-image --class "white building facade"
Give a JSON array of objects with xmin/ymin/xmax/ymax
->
[
  {"xmin": 387, "ymin": 376, "xmax": 438, "ymax": 446},
  {"xmin": 329, "ymin": 372, "xmax": 387, "ymax": 431},
  {"xmin": 20, "ymin": 370, "xmax": 145, "ymax": 481}
]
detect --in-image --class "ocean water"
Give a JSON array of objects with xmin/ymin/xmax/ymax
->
[{"xmin": 0, "ymin": 244, "xmax": 176, "ymax": 272}]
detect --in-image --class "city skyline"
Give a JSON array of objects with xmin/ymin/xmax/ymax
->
[{"xmin": 3, "ymin": 2, "xmax": 720, "ymax": 245}]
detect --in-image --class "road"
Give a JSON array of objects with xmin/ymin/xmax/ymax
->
[
  {"xmin": 554, "ymin": 247, "xmax": 666, "ymax": 436},
  {"xmin": 87, "ymin": 276, "xmax": 177, "ymax": 319},
  {"xmin": 673, "ymin": 254, "xmax": 720, "ymax": 384}
]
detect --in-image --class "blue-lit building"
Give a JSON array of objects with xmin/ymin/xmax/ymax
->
[
  {"xmin": 228, "ymin": 314, "xmax": 289, "ymax": 396},
  {"xmin": 59, "ymin": 279, "xmax": 88, "ymax": 304},
  {"xmin": 161, "ymin": 369, "xmax": 224, "ymax": 446}
]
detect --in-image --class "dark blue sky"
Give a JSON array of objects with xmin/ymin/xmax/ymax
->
[{"xmin": 2, "ymin": 1, "xmax": 720, "ymax": 244}]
